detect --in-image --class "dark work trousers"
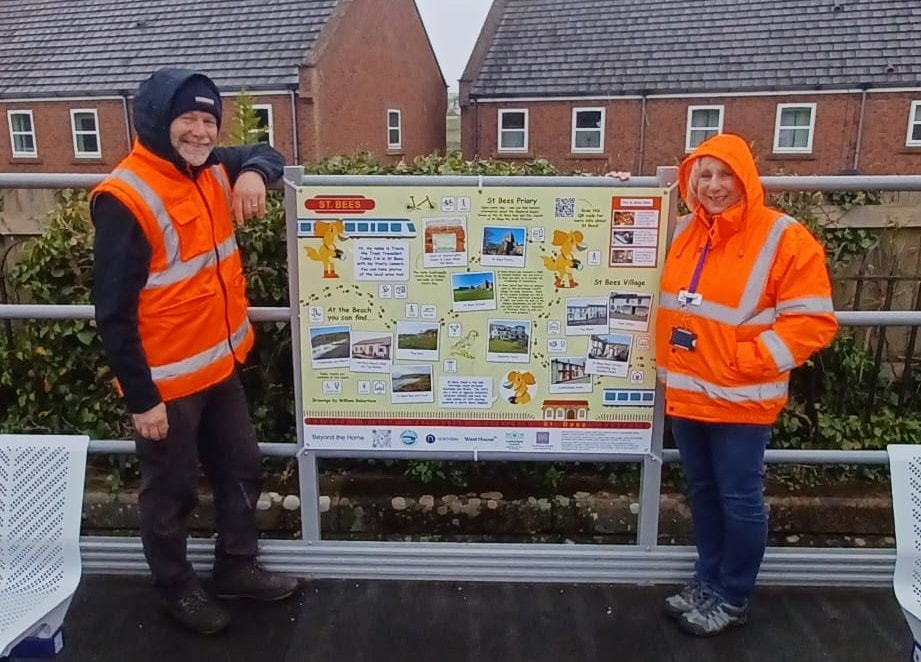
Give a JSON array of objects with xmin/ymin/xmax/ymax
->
[{"xmin": 135, "ymin": 371, "xmax": 261, "ymax": 598}]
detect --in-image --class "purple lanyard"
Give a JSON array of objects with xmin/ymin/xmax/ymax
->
[{"xmin": 687, "ymin": 241, "xmax": 711, "ymax": 294}]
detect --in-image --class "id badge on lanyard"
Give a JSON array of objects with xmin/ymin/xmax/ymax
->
[{"xmin": 670, "ymin": 241, "xmax": 709, "ymax": 352}]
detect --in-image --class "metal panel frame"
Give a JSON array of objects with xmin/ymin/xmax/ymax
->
[{"xmin": 1, "ymin": 172, "xmax": 918, "ymax": 587}]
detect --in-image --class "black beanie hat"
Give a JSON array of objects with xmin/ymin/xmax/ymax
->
[{"xmin": 168, "ymin": 75, "xmax": 222, "ymax": 127}]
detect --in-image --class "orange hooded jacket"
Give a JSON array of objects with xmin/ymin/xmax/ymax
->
[{"xmin": 655, "ymin": 134, "xmax": 838, "ymax": 425}]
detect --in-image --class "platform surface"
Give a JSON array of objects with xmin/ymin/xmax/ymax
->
[{"xmin": 13, "ymin": 575, "xmax": 911, "ymax": 662}]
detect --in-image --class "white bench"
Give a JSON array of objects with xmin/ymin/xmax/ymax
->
[
  {"xmin": 0, "ymin": 435, "xmax": 88, "ymax": 659},
  {"xmin": 888, "ymin": 444, "xmax": 921, "ymax": 662}
]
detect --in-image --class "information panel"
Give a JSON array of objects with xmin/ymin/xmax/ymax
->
[{"xmin": 294, "ymin": 183, "xmax": 670, "ymax": 455}]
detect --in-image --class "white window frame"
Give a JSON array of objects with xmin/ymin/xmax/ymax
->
[
  {"xmin": 685, "ymin": 105, "xmax": 724, "ymax": 152},
  {"xmin": 906, "ymin": 101, "xmax": 921, "ymax": 147},
  {"xmin": 773, "ymin": 103, "xmax": 816, "ymax": 154},
  {"xmin": 251, "ymin": 104, "xmax": 274, "ymax": 146},
  {"xmin": 386, "ymin": 109, "xmax": 402, "ymax": 150},
  {"xmin": 8, "ymin": 110, "xmax": 37, "ymax": 158},
  {"xmin": 571, "ymin": 107, "xmax": 605, "ymax": 153},
  {"xmin": 70, "ymin": 108, "xmax": 101, "ymax": 158},
  {"xmin": 497, "ymin": 109, "xmax": 528, "ymax": 153}
]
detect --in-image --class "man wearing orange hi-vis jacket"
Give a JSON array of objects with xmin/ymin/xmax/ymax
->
[
  {"xmin": 91, "ymin": 68, "xmax": 298, "ymax": 635},
  {"xmin": 656, "ymin": 133, "xmax": 838, "ymax": 636}
]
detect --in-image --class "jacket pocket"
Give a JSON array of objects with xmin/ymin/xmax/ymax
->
[{"xmin": 168, "ymin": 200, "xmax": 212, "ymax": 261}]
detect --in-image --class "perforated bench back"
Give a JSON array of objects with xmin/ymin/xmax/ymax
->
[
  {"xmin": 0, "ymin": 435, "xmax": 88, "ymax": 655},
  {"xmin": 888, "ymin": 444, "xmax": 921, "ymax": 644}
]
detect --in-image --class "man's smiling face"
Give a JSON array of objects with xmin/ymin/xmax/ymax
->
[{"xmin": 169, "ymin": 110, "xmax": 218, "ymax": 167}]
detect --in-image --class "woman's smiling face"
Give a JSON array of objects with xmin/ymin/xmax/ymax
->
[{"xmin": 694, "ymin": 156, "xmax": 743, "ymax": 215}]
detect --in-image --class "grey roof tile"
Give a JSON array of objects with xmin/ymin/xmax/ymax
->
[
  {"xmin": 470, "ymin": 0, "xmax": 921, "ymax": 97},
  {"xmin": 0, "ymin": 0, "xmax": 339, "ymax": 98}
]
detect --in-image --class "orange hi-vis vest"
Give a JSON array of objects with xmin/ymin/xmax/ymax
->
[
  {"xmin": 92, "ymin": 141, "xmax": 254, "ymax": 402},
  {"xmin": 655, "ymin": 134, "xmax": 838, "ymax": 425}
]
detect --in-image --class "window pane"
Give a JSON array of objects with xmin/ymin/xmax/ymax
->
[
  {"xmin": 501, "ymin": 112, "xmax": 525, "ymax": 130},
  {"xmin": 77, "ymin": 133, "xmax": 98, "ymax": 153},
  {"xmin": 500, "ymin": 131, "xmax": 525, "ymax": 149},
  {"xmin": 254, "ymin": 108, "xmax": 269, "ymax": 128},
  {"xmin": 388, "ymin": 111, "xmax": 400, "ymax": 129},
  {"xmin": 689, "ymin": 128, "xmax": 718, "ymax": 148},
  {"xmin": 781, "ymin": 107, "xmax": 812, "ymax": 127},
  {"xmin": 912, "ymin": 124, "xmax": 921, "ymax": 142},
  {"xmin": 13, "ymin": 134, "xmax": 35, "ymax": 153},
  {"xmin": 574, "ymin": 130, "xmax": 600, "ymax": 149},
  {"xmin": 388, "ymin": 128, "xmax": 401, "ymax": 145},
  {"xmin": 74, "ymin": 113, "xmax": 96, "ymax": 131},
  {"xmin": 691, "ymin": 109, "xmax": 720, "ymax": 129},
  {"xmin": 779, "ymin": 128, "xmax": 810, "ymax": 148},
  {"xmin": 575, "ymin": 110, "xmax": 601, "ymax": 129},
  {"xmin": 11, "ymin": 113, "xmax": 32, "ymax": 132}
]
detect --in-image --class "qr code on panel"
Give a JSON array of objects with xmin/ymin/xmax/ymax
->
[
  {"xmin": 554, "ymin": 197, "xmax": 575, "ymax": 218},
  {"xmin": 535, "ymin": 431, "xmax": 550, "ymax": 445},
  {"xmin": 372, "ymin": 429, "xmax": 391, "ymax": 449}
]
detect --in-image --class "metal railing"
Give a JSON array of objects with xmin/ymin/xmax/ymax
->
[{"xmin": 1, "ymin": 172, "xmax": 919, "ymax": 586}]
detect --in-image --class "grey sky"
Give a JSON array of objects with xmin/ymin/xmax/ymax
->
[{"xmin": 415, "ymin": 0, "xmax": 493, "ymax": 92}]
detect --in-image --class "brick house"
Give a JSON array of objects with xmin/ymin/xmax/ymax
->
[
  {"xmin": 0, "ymin": 0, "xmax": 446, "ymax": 174},
  {"xmin": 460, "ymin": 0, "xmax": 921, "ymax": 175}
]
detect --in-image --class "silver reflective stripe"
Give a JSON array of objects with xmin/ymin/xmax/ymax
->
[
  {"xmin": 776, "ymin": 296, "xmax": 835, "ymax": 315},
  {"xmin": 110, "ymin": 168, "xmax": 182, "ymax": 269},
  {"xmin": 735, "ymin": 215, "xmax": 796, "ymax": 320},
  {"xmin": 759, "ymin": 329, "xmax": 795, "ymax": 372},
  {"xmin": 667, "ymin": 372, "xmax": 788, "ymax": 403},
  {"xmin": 149, "ymin": 318, "xmax": 251, "ymax": 382},
  {"xmin": 659, "ymin": 296, "xmax": 738, "ymax": 324},
  {"xmin": 672, "ymin": 213, "xmax": 694, "ymax": 244},
  {"xmin": 741, "ymin": 308, "xmax": 776, "ymax": 326},
  {"xmin": 210, "ymin": 165, "xmax": 232, "ymax": 209},
  {"xmin": 146, "ymin": 235, "xmax": 235, "ymax": 288},
  {"xmin": 109, "ymin": 167, "xmax": 238, "ymax": 289},
  {"xmin": 659, "ymin": 215, "xmax": 796, "ymax": 327}
]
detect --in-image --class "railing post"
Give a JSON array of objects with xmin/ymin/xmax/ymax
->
[
  {"xmin": 284, "ymin": 166, "xmax": 322, "ymax": 543},
  {"xmin": 636, "ymin": 166, "xmax": 678, "ymax": 549}
]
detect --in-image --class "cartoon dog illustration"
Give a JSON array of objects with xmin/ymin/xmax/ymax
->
[
  {"xmin": 541, "ymin": 229, "xmax": 587, "ymax": 288},
  {"xmin": 304, "ymin": 220, "xmax": 349, "ymax": 278},
  {"xmin": 450, "ymin": 329, "xmax": 479, "ymax": 359},
  {"xmin": 504, "ymin": 370, "xmax": 536, "ymax": 405}
]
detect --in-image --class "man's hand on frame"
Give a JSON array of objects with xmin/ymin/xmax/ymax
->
[{"xmin": 231, "ymin": 171, "xmax": 268, "ymax": 226}]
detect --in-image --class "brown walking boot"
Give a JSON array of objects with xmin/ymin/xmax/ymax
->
[{"xmin": 213, "ymin": 559, "xmax": 299, "ymax": 601}]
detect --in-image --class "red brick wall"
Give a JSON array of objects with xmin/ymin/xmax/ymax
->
[
  {"xmin": 463, "ymin": 99, "xmax": 640, "ymax": 173},
  {"xmin": 858, "ymin": 92, "xmax": 921, "ymax": 173},
  {"xmin": 0, "ymin": 95, "xmax": 298, "ymax": 173},
  {"xmin": 310, "ymin": 0, "xmax": 446, "ymax": 163},
  {"xmin": 464, "ymin": 92, "xmax": 921, "ymax": 176},
  {"xmin": 0, "ymin": 99, "xmax": 131, "ymax": 173}
]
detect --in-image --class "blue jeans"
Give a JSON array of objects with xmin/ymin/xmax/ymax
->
[{"xmin": 671, "ymin": 417, "xmax": 771, "ymax": 606}]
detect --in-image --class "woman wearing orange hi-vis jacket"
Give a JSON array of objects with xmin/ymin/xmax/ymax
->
[{"xmin": 656, "ymin": 134, "xmax": 838, "ymax": 636}]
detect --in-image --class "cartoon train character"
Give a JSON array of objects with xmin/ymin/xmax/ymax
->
[
  {"xmin": 298, "ymin": 218, "xmax": 417, "ymax": 239},
  {"xmin": 504, "ymin": 370, "xmax": 536, "ymax": 405},
  {"xmin": 541, "ymin": 229, "xmax": 587, "ymax": 288},
  {"xmin": 304, "ymin": 220, "xmax": 349, "ymax": 278}
]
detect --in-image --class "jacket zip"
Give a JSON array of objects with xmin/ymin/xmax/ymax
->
[{"xmin": 192, "ymin": 173, "xmax": 235, "ymax": 358}]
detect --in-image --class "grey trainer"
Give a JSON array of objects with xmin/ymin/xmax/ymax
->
[
  {"xmin": 663, "ymin": 578, "xmax": 707, "ymax": 619},
  {"xmin": 678, "ymin": 593, "xmax": 749, "ymax": 636}
]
